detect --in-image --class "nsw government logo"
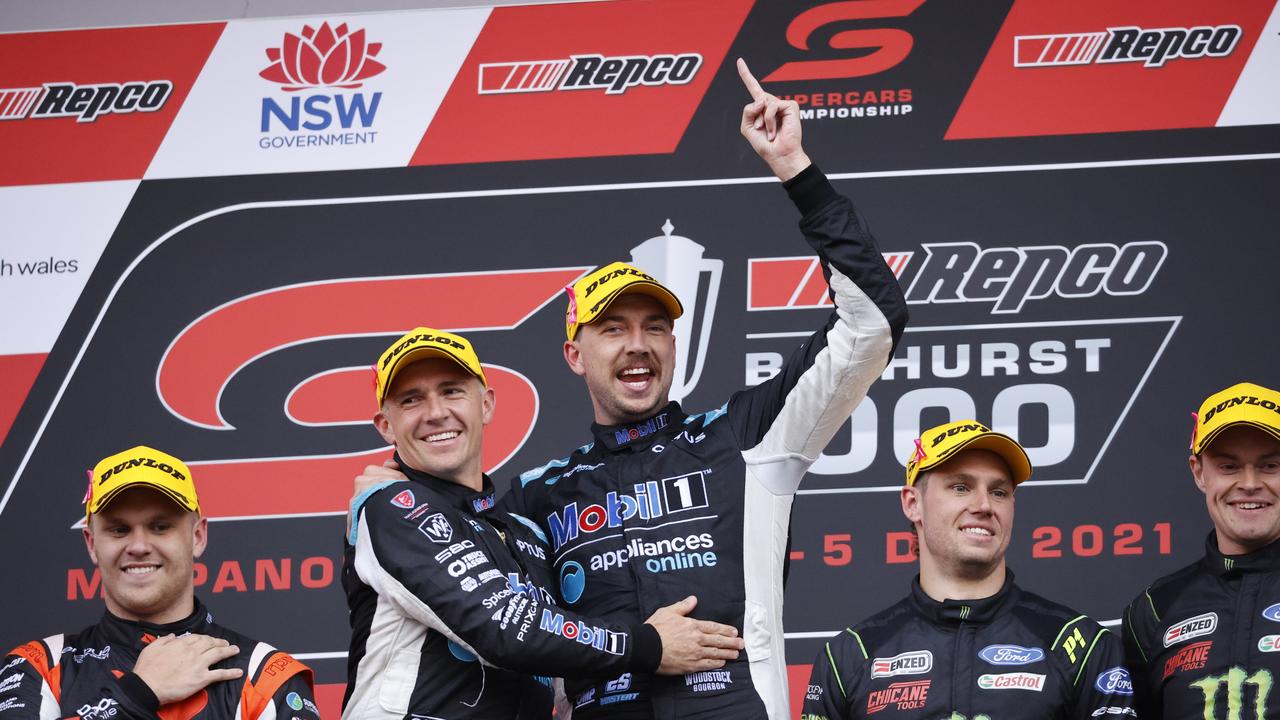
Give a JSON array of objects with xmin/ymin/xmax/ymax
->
[{"xmin": 258, "ymin": 21, "xmax": 385, "ymax": 150}]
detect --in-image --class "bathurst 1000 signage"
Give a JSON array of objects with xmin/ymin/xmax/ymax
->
[{"xmin": 0, "ymin": 0, "xmax": 1277, "ymax": 714}]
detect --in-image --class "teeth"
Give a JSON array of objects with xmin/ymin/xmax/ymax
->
[
  {"xmin": 427, "ymin": 431, "xmax": 459, "ymax": 442},
  {"xmin": 962, "ymin": 527, "xmax": 993, "ymax": 537},
  {"xmin": 125, "ymin": 566, "xmax": 157, "ymax": 575},
  {"xmin": 1236, "ymin": 502, "xmax": 1266, "ymax": 510},
  {"xmin": 621, "ymin": 368, "xmax": 650, "ymax": 376}
]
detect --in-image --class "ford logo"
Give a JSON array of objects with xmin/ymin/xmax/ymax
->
[
  {"xmin": 1262, "ymin": 603, "xmax": 1280, "ymax": 623},
  {"xmin": 979, "ymin": 644, "xmax": 1045, "ymax": 666},
  {"xmin": 1094, "ymin": 667, "xmax": 1134, "ymax": 695}
]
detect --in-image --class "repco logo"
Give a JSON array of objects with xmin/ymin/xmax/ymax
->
[
  {"xmin": 905, "ymin": 241, "xmax": 1167, "ymax": 314},
  {"xmin": 479, "ymin": 53, "xmax": 702, "ymax": 96},
  {"xmin": 20, "ymin": 81, "xmax": 173, "ymax": 123},
  {"xmin": 764, "ymin": 0, "xmax": 926, "ymax": 82},
  {"xmin": 99, "ymin": 457, "xmax": 186, "ymax": 485}
]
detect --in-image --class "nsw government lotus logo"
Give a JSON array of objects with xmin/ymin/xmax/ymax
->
[{"xmin": 258, "ymin": 21, "xmax": 384, "ymax": 149}]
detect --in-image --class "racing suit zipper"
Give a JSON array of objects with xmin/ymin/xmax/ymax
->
[{"xmin": 951, "ymin": 612, "xmax": 969, "ymax": 718}]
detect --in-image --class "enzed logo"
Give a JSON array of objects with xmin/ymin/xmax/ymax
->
[
  {"xmin": 478, "ymin": 53, "xmax": 702, "ymax": 95},
  {"xmin": 0, "ymin": 82, "xmax": 173, "ymax": 123},
  {"xmin": 871, "ymin": 650, "xmax": 933, "ymax": 679},
  {"xmin": 1164, "ymin": 612, "xmax": 1218, "ymax": 647},
  {"xmin": 258, "ymin": 21, "xmax": 384, "ymax": 146},
  {"xmin": 1015, "ymin": 25, "xmax": 1241, "ymax": 69}
]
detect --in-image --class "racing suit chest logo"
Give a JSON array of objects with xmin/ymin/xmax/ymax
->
[
  {"xmin": 1164, "ymin": 612, "xmax": 1218, "ymax": 647},
  {"xmin": 546, "ymin": 471, "xmax": 709, "ymax": 551}
]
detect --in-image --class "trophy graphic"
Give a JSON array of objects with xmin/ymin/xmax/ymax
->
[{"xmin": 629, "ymin": 220, "xmax": 723, "ymax": 403}]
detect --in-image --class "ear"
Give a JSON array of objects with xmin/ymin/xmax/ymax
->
[
  {"xmin": 192, "ymin": 515, "xmax": 209, "ymax": 559},
  {"xmin": 83, "ymin": 521, "xmax": 98, "ymax": 566},
  {"xmin": 901, "ymin": 485, "xmax": 923, "ymax": 525},
  {"xmin": 1190, "ymin": 453, "xmax": 1206, "ymax": 492},
  {"xmin": 374, "ymin": 410, "xmax": 396, "ymax": 446},
  {"xmin": 564, "ymin": 340, "xmax": 586, "ymax": 377},
  {"xmin": 481, "ymin": 386, "xmax": 496, "ymax": 426}
]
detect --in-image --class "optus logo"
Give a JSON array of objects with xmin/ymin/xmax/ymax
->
[{"xmin": 259, "ymin": 22, "xmax": 387, "ymax": 90}]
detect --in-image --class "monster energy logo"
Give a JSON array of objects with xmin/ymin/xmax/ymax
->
[{"xmin": 1191, "ymin": 667, "xmax": 1273, "ymax": 720}]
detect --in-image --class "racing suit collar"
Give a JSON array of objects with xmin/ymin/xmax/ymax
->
[
  {"xmin": 909, "ymin": 570, "xmax": 1017, "ymax": 626},
  {"xmin": 394, "ymin": 453, "xmax": 498, "ymax": 516},
  {"xmin": 101, "ymin": 596, "xmax": 215, "ymax": 646},
  {"xmin": 1203, "ymin": 530, "xmax": 1280, "ymax": 575},
  {"xmin": 591, "ymin": 402, "xmax": 685, "ymax": 452}
]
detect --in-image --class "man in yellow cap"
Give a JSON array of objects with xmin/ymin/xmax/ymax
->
[
  {"xmin": 1122, "ymin": 381, "xmax": 1280, "ymax": 718},
  {"xmin": 343, "ymin": 328, "xmax": 744, "ymax": 719},
  {"xmin": 351, "ymin": 59, "xmax": 908, "ymax": 719},
  {"xmin": 0, "ymin": 446, "xmax": 318, "ymax": 719},
  {"xmin": 802, "ymin": 421, "xmax": 1133, "ymax": 720}
]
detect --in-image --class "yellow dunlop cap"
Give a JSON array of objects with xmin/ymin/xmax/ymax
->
[
  {"xmin": 564, "ymin": 262, "xmax": 683, "ymax": 340},
  {"xmin": 905, "ymin": 420, "xmax": 1032, "ymax": 487},
  {"xmin": 1191, "ymin": 382, "xmax": 1280, "ymax": 454},
  {"xmin": 87, "ymin": 446, "xmax": 199, "ymax": 520},
  {"xmin": 375, "ymin": 327, "xmax": 486, "ymax": 406}
]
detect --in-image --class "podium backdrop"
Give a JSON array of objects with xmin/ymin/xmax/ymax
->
[{"xmin": 2, "ymin": 0, "xmax": 1278, "ymax": 716}]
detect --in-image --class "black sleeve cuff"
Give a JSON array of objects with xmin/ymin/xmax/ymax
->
[
  {"xmin": 631, "ymin": 623, "xmax": 663, "ymax": 673},
  {"xmin": 118, "ymin": 671, "xmax": 161, "ymax": 713},
  {"xmin": 782, "ymin": 163, "xmax": 839, "ymax": 218}
]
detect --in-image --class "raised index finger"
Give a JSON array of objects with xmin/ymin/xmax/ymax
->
[{"xmin": 736, "ymin": 57, "xmax": 765, "ymax": 101}]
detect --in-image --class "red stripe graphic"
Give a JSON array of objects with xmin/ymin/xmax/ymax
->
[
  {"xmin": 0, "ymin": 88, "xmax": 41, "ymax": 119},
  {"xmin": 192, "ymin": 364, "xmax": 537, "ymax": 519},
  {"xmin": 158, "ymin": 268, "xmax": 582, "ymax": 430},
  {"xmin": 0, "ymin": 353, "xmax": 46, "ymax": 448},
  {"xmin": 749, "ymin": 253, "xmax": 912, "ymax": 310}
]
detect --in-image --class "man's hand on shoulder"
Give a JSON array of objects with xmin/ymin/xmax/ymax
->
[
  {"xmin": 738, "ymin": 58, "xmax": 810, "ymax": 182},
  {"xmin": 132, "ymin": 634, "xmax": 243, "ymax": 705},
  {"xmin": 646, "ymin": 595, "xmax": 745, "ymax": 675},
  {"xmin": 347, "ymin": 459, "xmax": 409, "ymax": 536}
]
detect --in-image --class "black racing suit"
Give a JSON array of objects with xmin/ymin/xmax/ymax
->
[
  {"xmin": 0, "ymin": 598, "xmax": 317, "ymax": 719},
  {"xmin": 1122, "ymin": 532, "xmax": 1280, "ymax": 720},
  {"xmin": 343, "ymin": 460, "xmax": 662, "ymax": 719},
  {"xmin": 500, "ymin": 165, "xmax": 908, "ymax": 720},
  {"xmin": 803, "ymin": 574, "xmax": 1136, "ymax": 720}
]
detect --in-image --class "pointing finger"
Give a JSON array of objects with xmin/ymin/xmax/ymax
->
[{"xmin": 736, "ymin": 57, "xmax": 766, "ymax": 101}]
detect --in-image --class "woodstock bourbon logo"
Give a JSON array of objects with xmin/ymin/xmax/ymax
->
[{"xmin": 259, "ymin": 22, "xmax": 387, "ymax": 91}]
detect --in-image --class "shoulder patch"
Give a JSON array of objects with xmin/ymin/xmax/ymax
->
[
  {"xmin": 686, "ymin": 402, "xmax": 728, "ymax": 427},
  {"xmin": 506, "ymin": 512, "xmax": 549, "ymax": 544},
  {"xmin": 347, "ymin": 480, "xmax": 404, "ymax": 545},
  {"xmin": 519, "ymin": 456, "xmax": 570, "ymax": 486}
]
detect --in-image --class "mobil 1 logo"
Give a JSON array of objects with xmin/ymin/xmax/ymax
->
[{"xmin": 747, "ymin": 317, "xmax": 1179, "ymax": 491}]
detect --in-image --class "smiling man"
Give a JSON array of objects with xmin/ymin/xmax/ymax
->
[
  {"xmin": 1122, "ymin": 381, "xmax": 1280, "ymax": 718},
  {"xmin": 342, "ymin": 328, "xmax": 744, "ymax": 720},
  {"xmin": 0, "ymin": 446, "xmax": 317, "ymax": 719},
  {"xmin": 493, "ymin": 59, "xmax": 909, "ymax": 720},
  {"xmin": 802, "ymin": 421, "xmax": 1134, "ymax": 720}
]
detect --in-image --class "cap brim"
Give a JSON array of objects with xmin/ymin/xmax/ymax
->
[
  {"xmin": 919, "ymin": 432, "xmax": 1033, "ymax": 485},
  {"xmin": 90, "ymin": 481, "xmax": 198, "ymax": 516},
  {"xmin": 1196, "ymin": 420, "xmax": 1280, "ymax": 455}
]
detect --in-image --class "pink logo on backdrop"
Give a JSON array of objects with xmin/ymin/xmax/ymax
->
[{"xmin": 259, "ymin": 22, "xmax": 387, "ymax": 91}]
